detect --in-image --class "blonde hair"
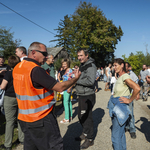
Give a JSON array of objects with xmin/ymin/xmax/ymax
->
[{"xmin": 61, "ymin": 58, "xmax": 70, "ymax": 68}]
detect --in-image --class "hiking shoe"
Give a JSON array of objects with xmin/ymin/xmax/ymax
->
[
  {"xmin": 143, "ymin": 96, "xmax": 147, "ymax": 101},
  {"xmin": 107, "ymin": 89, "xmax": 111, "ymax": 91},
  {"xmin": 143, "ymin": 98, "xmax": 147, "ymax": 101},
  {"xmin": 15, "ymin": 139, "xmax": 24, "ymax": 145},
  {"xmin": 80, "ymin": 138, "xmax": 94, "ymax": 149},
  {"xmin": 0, "ymin": 145, "xmax": 11, "ymax": 150},
  {"xmin": 130, "ymin": 132, "xmax": 136, "ymax": 139},
  {"xmin": 75, "ymin": 133, "xmax": 86, "ymax": 141}
]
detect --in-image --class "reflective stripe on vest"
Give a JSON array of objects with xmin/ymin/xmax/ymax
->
[
  {"xmin": 19, "ymin": 98, "xmax": 56, "ymax": 114},
  {"xmin": 16, "ymin": 90, "xmax": 53, "ymax": 101}
]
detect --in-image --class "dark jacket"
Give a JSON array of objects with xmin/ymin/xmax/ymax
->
[
  {"xmin": 75, "ymin": 57, "xmax": 96, "ymax": 96},
  {"xmin": 41, "ymin": 62, "xmax": 55, "ymax": 79}
]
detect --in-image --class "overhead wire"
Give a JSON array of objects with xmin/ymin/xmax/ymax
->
[{"xmin": 0, "ymin": 2, "xmax": 56, "ymax": 35}]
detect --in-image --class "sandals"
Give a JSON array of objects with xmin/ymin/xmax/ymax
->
[{"xmin": 60, "ymin": 119, "xmax": 69, "ymax": 124}]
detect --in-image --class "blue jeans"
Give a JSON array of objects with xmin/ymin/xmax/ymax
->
[
  {"xmin": 126, "ymin": 101, "xmax": 136, "ymax": 133},
  {"xmin": 104, "ymin": 74, "xmax": 107, "ymax": 82},
  {"xmin": 111, "ymin": 116, "xmax": 127, "ymax": 150},
  {"xmin": 140, "ymin": 82, "xmax": 148, "ymax": 100}
]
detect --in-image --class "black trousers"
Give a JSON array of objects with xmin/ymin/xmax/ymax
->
[
  {"xmin": 94, "ymin": 80, "xmax": 98, "ymax": 90},
  {"xmin": 78, "ymin": 94, "xmax": 96, "ymax": 139},
  {"xmin": 19, "ymin": 112, "xmax": 63, "ymax": 150}
]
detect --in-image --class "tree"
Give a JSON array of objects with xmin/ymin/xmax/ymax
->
[
  {"xmin": 54, "ymin": 58, "xmax": 62, "ymax": 72},
  {"xmin": 0, "ymin": 26, "xmax": 21, "ymax": 59},
  {"xmin": 122, "ymin": 51, "xmax": 145, "ymax": 75},
  {"xmin": 143, "ymin": 45, "xmax": 150, "ymax": 66},
  {"xmin": 51, "ymin": 15, "xmax": 76, "ymax": 59},
  {"xmin": 51, "ymin": 1, "xmax": 123, "ymax": 66}
]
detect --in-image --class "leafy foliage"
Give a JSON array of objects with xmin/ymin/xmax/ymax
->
[
  {"xmin": 54, "ymin": 58, "xmax": 80, "ymax": 72},
  {"xmin": 70, "ymin": 60, "xmax": 80, "ymax": 69},
  {"xmin": 50, "ymin": 1, "xmax": 123, "ymax": 66},
  {"xmin": 122, "ymin": 51, "xmax": 148, "ymax": 75},
  {"xmin": 0, "ymin": 26, "xmax": 21, "ymax": 59},
  {"xmin": 54, "ymin": 58, "xmax": 62, "ymax": 71}
]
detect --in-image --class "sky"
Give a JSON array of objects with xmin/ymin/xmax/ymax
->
[{"xmin": 0, "ymin": 0, "xmax": 150, "ymax": 58}]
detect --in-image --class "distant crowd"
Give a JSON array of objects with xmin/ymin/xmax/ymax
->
[{"xmin": 95, "ymin": 63, "xmax": 150, "ymax": 101}]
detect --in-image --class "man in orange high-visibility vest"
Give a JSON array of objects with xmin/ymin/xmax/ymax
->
[{"xmin": 13, "ymin": 42, "xmax": 81, "ymax": 150}]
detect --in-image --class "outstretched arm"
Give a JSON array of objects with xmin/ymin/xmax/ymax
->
[{"xmin": 52, "ymin": 69, "xmax": 81, "ymax": 92}]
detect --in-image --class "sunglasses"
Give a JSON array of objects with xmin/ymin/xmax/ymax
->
[{"xmin": 31, "ymin": 50, "xmax": 48, "ymax": 57}]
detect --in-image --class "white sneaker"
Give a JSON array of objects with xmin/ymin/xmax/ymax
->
[{"xmin": 60, "ymin": 119, "xmax": 69, "ymax": 124}]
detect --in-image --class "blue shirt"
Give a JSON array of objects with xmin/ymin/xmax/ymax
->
[{"xmin": 95, "ymin": 71, "xmax": 100, "ymax": 80}]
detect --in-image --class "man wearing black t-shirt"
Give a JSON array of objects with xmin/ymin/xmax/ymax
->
[
  {"xmin": 13, "ymin": 42, "xmax": 81, "ymax": 150},
  {"xmin": 0, "ymin": 56, "xmax": 11, "ymax": 84}
]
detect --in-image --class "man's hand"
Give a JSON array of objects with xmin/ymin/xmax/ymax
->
[
  {"xmin": 52, "ymin": 68, "xmax": 81, "ymax": 93},
  {"xmin": 146, "ymin": 75, "xmax": 150, "ymax": 84},
  {"xmin": 74, "ymin": 68, "xmax": 81, "ymax": 79},
  {"xmin": 0, "ymin": 70, "xmax": 3, "ymax": 73},
  {"xmin": 67, "ymin": 88, "xmax": 71, "ymax": 93}
]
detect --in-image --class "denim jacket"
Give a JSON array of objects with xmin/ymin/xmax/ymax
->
[{"xmin": 107, "ymin": 95, "xmax": 131, "ymax": 126}]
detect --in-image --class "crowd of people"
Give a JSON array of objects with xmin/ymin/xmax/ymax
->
[
  {"xmin": 94, "ymin": 61, "xmax": 150, "ymax": 149},
  {"xmin": 0, "ymin": 42, "xmax": 150, "ymax": 150},
  {"xmin": 95, "ymin": 63, "xmax": 150, "ymax": 101}
]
